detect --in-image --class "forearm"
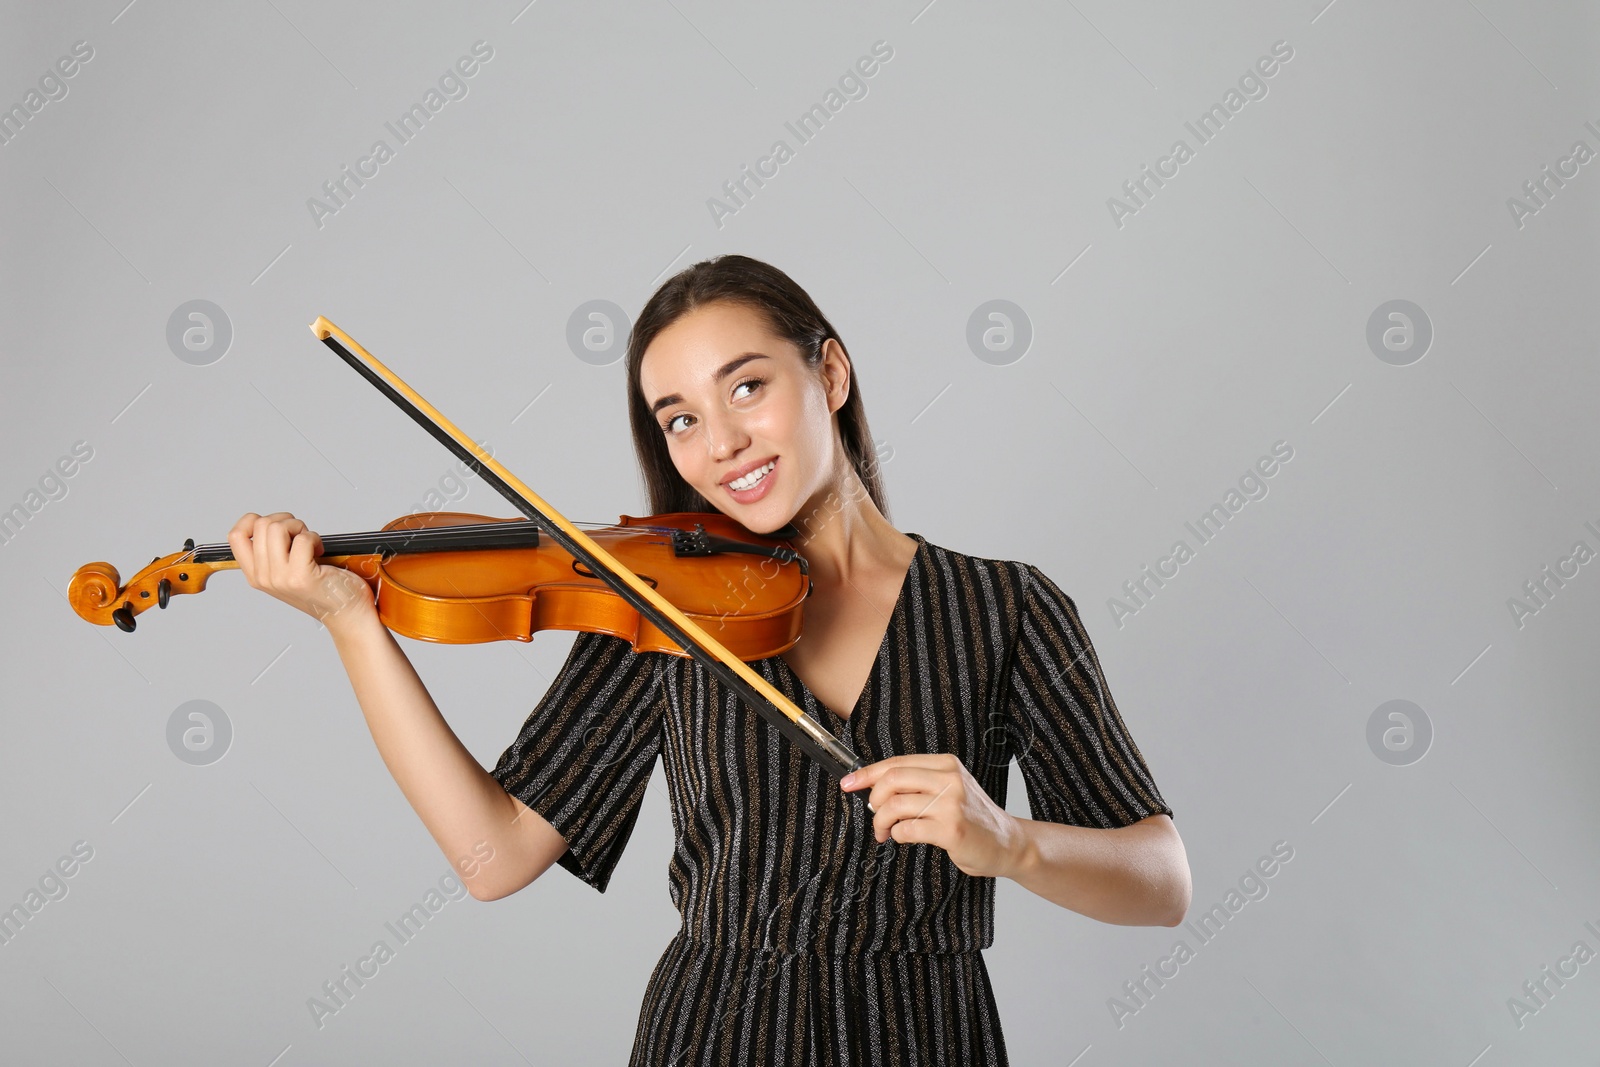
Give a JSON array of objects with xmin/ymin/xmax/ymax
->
[
  {"xmin": 325, "ymin": 608, "xmax": 540, "ymax": 896},
  {"xmin": 1002, "ymin": 813, "xmax": 1189, "ymax": 926}
]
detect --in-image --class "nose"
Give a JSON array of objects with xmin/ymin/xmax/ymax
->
[{"xmin": 698, "ymin": 409, "xmax": 749, "ymax": 465}]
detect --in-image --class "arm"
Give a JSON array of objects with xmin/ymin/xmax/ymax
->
[
  {"xmin": 842, "ymin": 755, "xmax": 1189, "ymax": 926},
  {"xmin": 325, "ymin": 607, "xmax": 570, "ymax": 901},
  {"xmin": 229, "ymin": 511, "xmax": 565, "ymax": 902},
  {"xmin": 999, "ymin": 811, "xmax": 1189, "ymax": 926},
  {"xmin": 996, "ymin": 563, "xmax": 1188, "ymax": 925}
]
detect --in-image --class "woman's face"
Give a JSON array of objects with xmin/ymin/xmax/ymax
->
[{"xmin": 640, "ymin": 301, "xmax": 848, "ymax": 533}]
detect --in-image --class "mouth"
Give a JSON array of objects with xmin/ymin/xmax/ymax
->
[{"xmin": 722, "ymin": 456, "xmax": 778, "ymax": 500}]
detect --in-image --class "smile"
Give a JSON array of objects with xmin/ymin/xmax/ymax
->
[{"xmin": 727, "ymin": 459, "xmax": 775, "ymax": 492}]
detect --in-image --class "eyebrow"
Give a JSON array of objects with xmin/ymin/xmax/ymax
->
[{"xmin": 649, "ymin": 353, "xmax": 771, "ymax": 416}]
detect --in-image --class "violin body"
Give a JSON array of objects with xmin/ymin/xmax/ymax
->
[{"xmin": 69, "ymin": 510, "xmax": 812, "ymax": 662}]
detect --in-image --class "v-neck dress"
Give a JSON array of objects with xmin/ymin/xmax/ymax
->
[{"xmin": 491, "ymin": 532, "xmax": 1174, "ymax": 1066}]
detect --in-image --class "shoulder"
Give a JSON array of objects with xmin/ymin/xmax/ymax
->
[
  {"xmin": 911, "ymin": 540, "xmax": 1091, "ymax": 677},
  {"xmin": 914, "ymin": 537, "xmax": 1092, "ymax": 638},
  {"xmin": 910, "ymin": 534, "xmax": 1043, "ymax": 611}
]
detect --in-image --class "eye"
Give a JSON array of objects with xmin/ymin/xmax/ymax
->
[{"xmin": 659, "ymin": 377, "xmax": 766, "ymax": 437}]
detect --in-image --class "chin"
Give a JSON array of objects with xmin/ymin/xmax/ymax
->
[
  {"xmin": 707, "ymin": 498, "xmax": 793, "ymax": 537},
  {"xmin": 738, "ymin": 509, "xmax": 795, "ymax": 537}
]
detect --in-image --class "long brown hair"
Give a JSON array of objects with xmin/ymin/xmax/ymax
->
[{"xmin": 625, "ymin": 254, "xmax": 889, "ymax": 522}]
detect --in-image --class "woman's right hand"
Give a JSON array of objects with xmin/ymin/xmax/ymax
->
[{"xmin": 228, "ymin": 512, "xmax": 376, "ymax": 630}]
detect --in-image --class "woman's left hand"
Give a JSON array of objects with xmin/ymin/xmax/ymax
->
[{"xmin": 840, "ymin": 754, "xmax": 1025, "ymax": 880}]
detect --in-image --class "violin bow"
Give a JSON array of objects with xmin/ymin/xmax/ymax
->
[{"xmin": 310, "ymin": 316, "xmax": 867, "ymax": 785}]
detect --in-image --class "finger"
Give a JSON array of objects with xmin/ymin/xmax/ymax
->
[
  {"xmin": 864, "ymin": 764, "xmax": 949, "ymax": 803},
  {"xmin": 228, "ymin": 513, "xmax": 261, "ymax": 581},
  {"xmin": 842, "ymin": 752, "xmax": 957, "ymax": 791},
  {"xmin": 256, "ymin": 516, "xmax": 292, "ymax": 587},
  {"xmin": 287, "ymin": 523, "xmax": 321, "ymax": 574},
  {"xmin": 256, "ymin": 512, "xmax": 298, "ymax": 564},
  {"xmin": 884, "ymin": 808, "xmax": 936, "ymax": 846},
  {"xmin": 873, "ymin": 790, "xmax": 950, "ymax": 845},
  {"xmin": 264, "ymin": 518, "xmax": 307, "ymax": 586}
]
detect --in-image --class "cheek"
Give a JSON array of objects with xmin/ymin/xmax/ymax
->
[
  {"xmin": 669, "ymin": 439, "xmax": 709, "ymax": 480},
  {"xmin": 734, "ymin": 395, "xmax": 804, "ymax": 455},
  {"xmin": 670, "ymin": 426, "xmax": 734, "ymax": 485},
  {"xmin": 757, "ymin": 404, "xmax": 800, "ymax": 446},
  {"xmin": 794, "ymin": 389, "xmax": 836, "ymax": 453}
]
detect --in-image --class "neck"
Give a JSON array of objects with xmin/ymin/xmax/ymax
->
[{"xmin": 787, "ymin": 461, "xmax": 907, "ymax": 587}]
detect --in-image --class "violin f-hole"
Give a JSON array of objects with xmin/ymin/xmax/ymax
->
[{"xmin": 571, "ymin": 558, "xmax": 658, "ymax": 589}]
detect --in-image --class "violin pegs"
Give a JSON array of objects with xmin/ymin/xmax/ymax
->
[
  {"xmin": 112, "ymin": 601, "xmax": 136, "ymax": 633},
  {"xmin": 157, "ymin": 578, "xmax": 171, "ymax": 609},
  {"xmin": 183, "ymin": 537, "xmax": 194, "ymax": 553}
]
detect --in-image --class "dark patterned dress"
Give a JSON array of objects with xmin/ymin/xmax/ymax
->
[{"xmin": 492, "ymin": 532, "xmax": 1174, "ymax": 1065}]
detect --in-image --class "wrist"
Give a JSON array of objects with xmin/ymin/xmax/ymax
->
[
  {"xmin": 322, "ymin": 601, "xmax": 382, "ymax": 645},
  {"xmin": 999, "ymin": 813, "xmax": 1038, "ymax": 883}
]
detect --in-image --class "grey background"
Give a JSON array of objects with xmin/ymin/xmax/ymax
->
[{"xmin": 3, "ymin": 1, "xmax": 1597, "ymax": 1063}]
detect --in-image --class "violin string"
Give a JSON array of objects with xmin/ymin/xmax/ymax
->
[{"xmin": 177, "ymin": 518, "xmax": 693, "ymax": 565}]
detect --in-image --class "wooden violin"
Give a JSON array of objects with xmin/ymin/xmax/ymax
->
[
  {"xmin": 69, "ymin": 509, "xmax": 811, "ymax": 659},
  {"xmin": 67, "ymin": 316, "xmax": 867, "ymax": 783}
]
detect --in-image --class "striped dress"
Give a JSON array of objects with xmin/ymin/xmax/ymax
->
[{"xmin": 492, "ymin": 532, "xmax": 1174, "ymax": 1065}]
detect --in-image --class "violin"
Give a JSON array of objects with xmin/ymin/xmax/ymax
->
[
  {"xmin": 68, "ymin": 316, "xmax": 867, "ymax": 784},
  {"xmin": 68, "ymin": 509, "xmax": 811, "ymax": 659}
]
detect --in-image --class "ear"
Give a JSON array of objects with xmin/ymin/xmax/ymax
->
[{"xmin": 819, "ymin": 338, "xmax": 851, "ymax": 413}]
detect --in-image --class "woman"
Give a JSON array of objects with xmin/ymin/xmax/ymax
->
[{"xmin": 229, "ymin": 254, "xmax": 1190, "ymax": 1065}]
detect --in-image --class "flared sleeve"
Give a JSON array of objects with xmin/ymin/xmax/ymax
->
[
  {"xmin": 1002, "ymin": 563, "xmax": 1174, "ymax": 829},
  {"xmin": 491, "ymin": 630, "xmax": 671, "ymax": 893}
]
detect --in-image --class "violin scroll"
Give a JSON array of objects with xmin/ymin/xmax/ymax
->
[{"xmin": 68, "ymin": 552, "xmax": 222, "ymax": 631}]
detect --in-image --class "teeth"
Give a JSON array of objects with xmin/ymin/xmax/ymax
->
[{"xmin": 729, "ymin": 460, "xmax": 775, "ymax": 491}]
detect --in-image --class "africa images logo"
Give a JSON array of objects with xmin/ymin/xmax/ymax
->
[
  {"xmin": 1105, "ymin": 39, "xmax": 1295, "ymax": 228},
  {"xmin": 306, "ymin": 41, "xmax": 495, "ymax": 230}
]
